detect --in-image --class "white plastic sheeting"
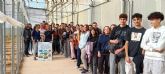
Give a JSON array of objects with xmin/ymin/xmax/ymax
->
[
  {"xmin": 0, "ymin": 11, "xmax": 7, "ymax": 23},
  {"xmin": 0, "ymin": 11, "xmax": 24, "ymax": 27}
]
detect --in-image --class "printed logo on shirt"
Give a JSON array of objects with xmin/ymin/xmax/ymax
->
[
  {"xmin": 152, "ymin": 32, "xmax": 161, "ymax": 43},
  {"xmin": 131, "ymin": 32, "xmax": 142, "ymax": 41}
]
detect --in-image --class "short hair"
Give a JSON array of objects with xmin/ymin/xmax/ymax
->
[
  {"xmin": 148, "ymin": 12, "xmax": 164, "ymax": 21},
  {"xmin": 89, "ymin": 25, "xmax": 92, "ymax": 27},
  {"xmin": 132, "ymin": 13, "xmax": 142, "ymax": 19},
  {"xmin": 84, "ymin": 24, "xmax": 89, "ymax": 31},
  {"xmin": 92, "ymin": 22, "xmax": 97, "ymax": 25},
  {"xmin": 119, "ymin": 13, "xmax": 128, "ymax": 19}
]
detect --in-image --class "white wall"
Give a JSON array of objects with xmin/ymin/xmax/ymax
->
[
  {"xmin": 133, "ymin": 0, "xmax": 165, "ymax": 28},
  {"xmin": 93, "ymin": 0, "xmax": 122, "ymax": 29},
  {"xmin": 54, "ymin": 0, "xmax": 165, "ymax": 29},
  {"xmin": 78, "ymin": 9, "xmax": 91, "ymax": 24},
  {"xmin": 160, "ymin": 0, "xmax": 165, "ymax": 25},
  {"xmin": 133, "ymin": 0, "xmax": 156, "ymax": 28}
]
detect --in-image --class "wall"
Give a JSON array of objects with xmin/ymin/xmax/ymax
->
[
  {"xmin": 132, "ymin": 0, "xmax": 165, "ymax": 28},
  {"xmin": 93, "ymin": 0, "xmax": 122, "ymax": 29},
  {"xmin": 55, "ymin": 0, "xmax": 165, "ymax": 29}
]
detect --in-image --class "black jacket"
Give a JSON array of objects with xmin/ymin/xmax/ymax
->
[
  {"xmin": 110, "ymin": 25, "xmax": 130, "ymax": 52},
  {"xmin": 23, "ymin": 28, "xmax": 32, "ymax": 41}
]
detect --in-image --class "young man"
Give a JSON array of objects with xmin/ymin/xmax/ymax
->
[
  {"xmin": 141, "ymin": 12, "xmax": 165, "ymax": 74},
  {"xmin": 109, "ymin": 13, "xmax": 130, "ymax": 74},
  {"xmin": 92, "ymin": 22, "xmax": 102, "ymax": 35},
  {"xmin": 23, "ymin": 23, "xmax": 32, "ymax": 57},
  {"xmin": 125, "ymin": 13, "xmax": 146, "ymax": 74}
]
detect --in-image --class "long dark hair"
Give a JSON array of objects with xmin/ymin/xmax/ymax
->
[{"xmin": 90, "ymin": 28, "xmax": 98, "ymax": 37}]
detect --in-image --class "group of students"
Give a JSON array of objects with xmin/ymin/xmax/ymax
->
[{"xmin": 23, "ymin": 11, "xmax": 165, "ymax": 74}]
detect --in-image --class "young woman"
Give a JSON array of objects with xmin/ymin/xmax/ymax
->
[
  {"xmin": 32, "ymin": 24, "xmax": 41, "ymax": 60},
  {"xmin": 63, "ymin": 26, "xmax": 71, "ymax": 58},
  {"xmin": 70, "ymin": 26, "xmax": 76, "ymax": 59},
  {"xmin": 97, "ymin": 26, "xmax": 111, "ymax": 74},
  {"xmin": 88, "ymin": 28, "xmax": 99, "ymax": 74},
  {"xmin": 75, "ymin": 25, "xmax": 83, "ymax": 68}
]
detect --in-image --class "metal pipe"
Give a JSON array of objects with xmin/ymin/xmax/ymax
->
[
  {"xmin": 56, "ymin": 2, "xmax": 58, "ymax": 24},
  {"xmin": 11, "ymin": 0, "xmax": 15, "ymax": 73},
  {"xmin": 71, "ymin": 0, "xmax": 74, "ymax": 23},
  {"xmin": 0, "ymin": 0, "xmax": 4, "ymax": 73},
  {"xmin": 129, "ymin": 0, "xmax": 133, "ymax": 27},
  {"xmin": 16, "ymin": 27, "xmax": 20, "ymax": 74},
  {"xmin": 3, "ymin": 0, "xmax": 6, "ymax": 73},
  {"xmin": 90, "ymin": 0, "xmax": 94, "ymax": 23},
  {"xmin": 60, "ymin": 2, "xmax": 63, "ymax": 23}
]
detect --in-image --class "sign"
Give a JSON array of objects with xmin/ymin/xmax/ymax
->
[{"xmin": 38, "ymin": 42, "xmax": 52, "ymax": 61}]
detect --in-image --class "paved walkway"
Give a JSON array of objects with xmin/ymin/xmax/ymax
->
[{"xmin": 20, "ymin": 55, "xmax": 81, "ymax": 74}]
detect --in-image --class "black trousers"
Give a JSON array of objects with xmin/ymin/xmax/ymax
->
[
  {"xmin": 52, "ymin": 39, "xmax": 60, "ymax": 54},
  {"xmin": 77, "ymin": 47, "xmax": 81, "ymax": 67},
  {"xmin": 98, "ymin": 54, "xmax": 109, "ymax": 74},
  {"xmin": 90, "ymin": 52, "xmax": 98, "ymax": 74},
  {"xmin": 24, "ymin": 39, "xmax": 30, "ymax": 55},
  {"xmin": 133, "ymin": 55, "xmax": 144, "ymax": 74}
]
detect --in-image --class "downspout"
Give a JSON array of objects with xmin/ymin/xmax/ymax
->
[
  {"xmin": 72, "ymin": 0, "xmax": 74, "ymax": 23},
  {"xmin": 129, "ymin": 0, "xmax": 133, "ymax": 27},
  {"xmin": 90, "ymin": 0, "xmax": 94, "ymax": 24},
  {"xmin": 121, "ymin": 0, "xmax": 126, "ymax": 13}
]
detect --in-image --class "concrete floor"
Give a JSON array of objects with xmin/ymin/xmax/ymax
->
[{"xmin": 20, "ymin": 55, "xmax": 81, "ymax": 74}]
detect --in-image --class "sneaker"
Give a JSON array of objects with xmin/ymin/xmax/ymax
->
[
  {"xmin": 79, "ymin": 68, "xmax": 85, "ymax": 71},
  {"xmin": 81, "ymin": 69, "xmax": 88, "ymax": 73},
  {"xmin": 77, "ymin": 66, "xmax": 81, "ymax": 69},
  {"xmin": 71, "ymin": 58, "xmax": 75, "ymax": 60},
  {"xmin": 34, "ymin": 57, "xmax": 38, "ymax": 60}
]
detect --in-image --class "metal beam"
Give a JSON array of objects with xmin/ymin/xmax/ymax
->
[
  {"xmin": 47, "ymin": 1, "xmax": 62, "ymax": 15},
  {"xmin": 26, "ymin": 6, "xmax": 46, "ymax": 10}
]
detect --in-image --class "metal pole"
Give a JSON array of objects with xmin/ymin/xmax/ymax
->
[
  {"xmin": 0, "ymin": 24, "xmax": 3, "ymax": 74},
  {"xmin": 56, "ymin": 2, "xmax": 58, "ymax": 24},
  {"xmin": 52, "ymin": 10, "xmax": 54, "ymax": 22},
  {"xmin": 21, "ymin": 27, "xmax": 24, "ymax": 61},
  {"xmin": 16, "ymin": 2, "xmax": 20, "ymax": 74},
  {"xmin": 90, "ymin": 0, "xmax": 94, "ymax": 23},
  {"xmin": 61, "ymin": 2, "xmax": 63, "ymax": 23},
  {"xmin": 129, "ymin": 0, "xmax": 133, "ymax": 27},
  {"xmin": 0, "ymin": 0, "xmax": 4, "ymax": 74},
  {"xmin": 72, "ymin": 0, "xmax": 74, "ymax": 23},
  {"xmin": 3, "ymin": 0, "xmax": 6, "ymax": 73},
  {"xmin": 11, "ymin": 0, "xmax": 15, "ymax": 73},
  {"xmin": 16, "ymin": 27, "xmax": 20, "ymax": 74}
]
